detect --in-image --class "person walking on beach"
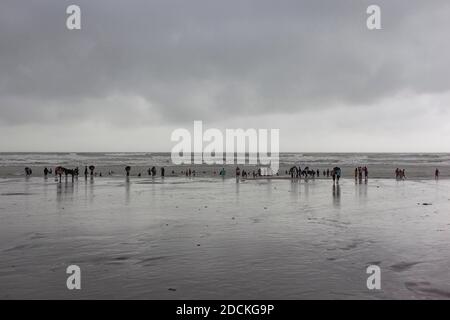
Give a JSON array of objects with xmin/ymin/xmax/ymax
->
[
  {"xmin": 55, "ymin": 166, "xmax": 63, "ymax": 183},
  {"xmin": 289, "ymin": 166, "xmax": 298, "ymax": 178},
  {"xmin": 84, "ymin": 166, "xmax": 88, "ymax": 179},
  {"xmin": 236, "ymin": 166, "xmax": 241, "ymax": 177},
  {"xmin": 326, "ymin": 169, "xmax": 330, "ymax": 178},
  {"xmin": 364, "ymin": 166, "xmax": 368, "ymax": 180},
  {"xmin": 161, "ymin": 167, "xmax": 165, "ymax": 177},
  {"xmin": 354, "ymin": 168, "xmax": 358, "ymax": 180},
  {"xmin": 44, "ymin": 167, "xmax": 49, "ymax": 177},
  {"xmin": 332, "ymin": 167, "xmax": 341, "ymax": 184},
  {"xmin": 435, "ymin": 168, "xmax": 440, "ymax": 180},
  {"xmin": 219, "ymin": 168, "xmax": 226, "ymax": 177},
  {"xmin": 151, "ymin": 166, "xmax": 157, "ymax": 177},
  {"xmin": 125, "ymin": 166, "xmax": 131, "ymax": 177}
]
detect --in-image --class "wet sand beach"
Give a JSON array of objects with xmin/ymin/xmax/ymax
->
[{"xmin": 1, "ymin": 176, "xmax": 450, "ymax": 299}]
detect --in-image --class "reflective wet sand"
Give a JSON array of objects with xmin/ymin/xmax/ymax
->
[{"xmin": 0, "ymin": 177, "xmax": 449, "ymax": 299}]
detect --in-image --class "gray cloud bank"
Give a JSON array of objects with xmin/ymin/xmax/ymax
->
[{"xmin": 0, "ymin": 0, "xmax": 450, "ymax": 151}]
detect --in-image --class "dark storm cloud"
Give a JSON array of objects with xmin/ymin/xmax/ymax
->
[{"xmin": 1, "ymin": 0, "xmax": 450, "ymax": 125}]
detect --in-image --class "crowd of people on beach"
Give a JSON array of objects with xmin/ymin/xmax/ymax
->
[
  {"xmin": 284, "ymin": 166, "xmax": 342, "ymax": 184},
  {"xmin": 395, "ymin": 168, "xmax": 407, "ymax": 180},
  {"xmin": 354, "ymin": 166, "xmax": 368, "ymax": 181},
  {"xmin": 27, "ymin": 164, "xmax": 443, "ymax": 183}
]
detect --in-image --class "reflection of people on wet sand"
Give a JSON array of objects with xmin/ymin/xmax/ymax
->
[
  {"xmin": 332, "ymin": 184, "xmax": 341, "ymax": 206},
  {"xmin": 333, "ymin": 183, "xmax": 340, "ymax": 197}
]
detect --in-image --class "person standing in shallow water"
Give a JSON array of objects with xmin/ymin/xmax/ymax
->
[
  {"xmin": 435, "ymin": 168, "xmax": 440, "ymax": 180},
  {"xmin": 125, "ymin": 166, "xmax": 131, "ymax": 177},
  {"xmin": 161, "ymin": 167, "xmax": 165, "ymax": 177}
]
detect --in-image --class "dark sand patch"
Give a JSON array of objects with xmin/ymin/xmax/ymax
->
[{"xmin": 390, "ymin": 261, "xmax": 423, "ymax": 272}]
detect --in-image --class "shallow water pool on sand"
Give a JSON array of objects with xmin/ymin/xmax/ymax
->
[{"xmin": 0, "ymin": 177, "xmax": 450, "ymax": 299}]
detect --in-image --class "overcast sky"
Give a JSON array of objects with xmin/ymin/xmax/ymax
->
[{"xmin": 1, "ymin": 0, "xmax": 450, "ymax": 152}]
